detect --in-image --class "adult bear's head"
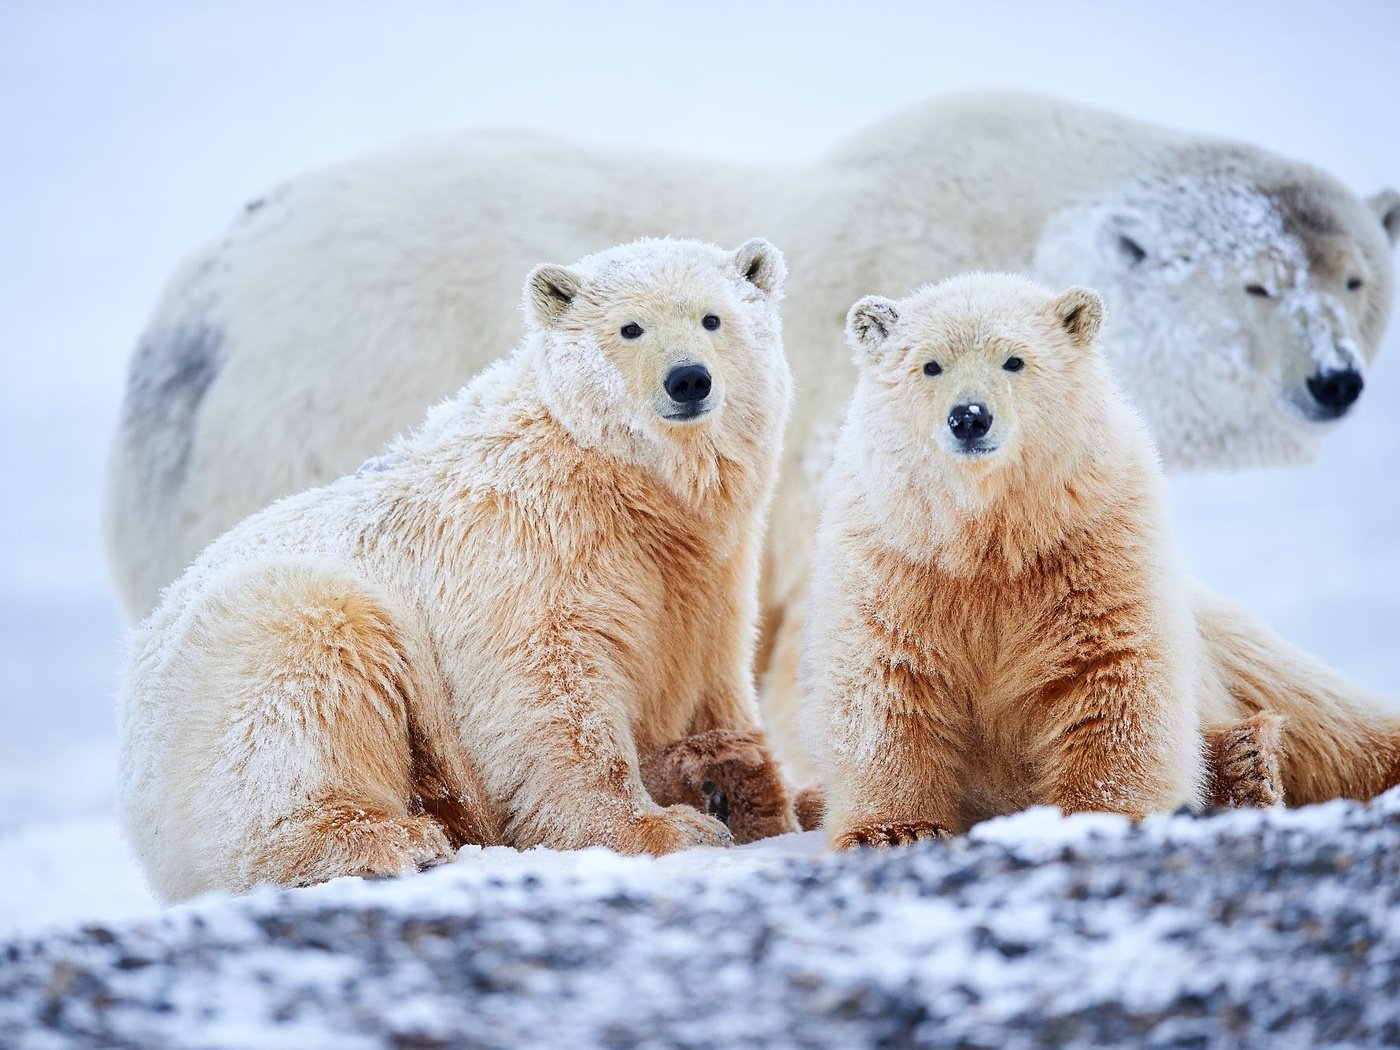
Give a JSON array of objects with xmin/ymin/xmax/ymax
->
[{"xmin": 1033, "ymin": 170, "xmax": 1398, "ymax": 470}]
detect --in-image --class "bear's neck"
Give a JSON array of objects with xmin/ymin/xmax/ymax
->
[
  {"xmin": 953, "ymin": 453, "xmax": 1154, "ymax": 579},
  {"xmin": 850, "ymin": 416, "xmax": 1154, "ymax": 580},
  {"xmin": 390, "ymin": 395, "xmax": 759, "ymax": 571},
  {"xmin": 527, "ymin": 334, "xmax": 778, "ymax": 520}
]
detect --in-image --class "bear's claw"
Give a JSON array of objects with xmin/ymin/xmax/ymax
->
[{"xmin": 832, "ymin": 820, "xmax": 951, "ymax": 851}]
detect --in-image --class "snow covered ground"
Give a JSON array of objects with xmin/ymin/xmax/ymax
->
[
  {"xmin": 6, "ymin": 800, "xmax": 1400, "ymax": 1047},
  {"xmin": 1, "ymin": 2, "xmax": 1398, "ymax": 1042}
]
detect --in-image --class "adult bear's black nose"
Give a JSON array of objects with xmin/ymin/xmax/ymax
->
[
  {"xmin": 1306, "ymin": 367, "xmax": 1364, "ymax": 418},
  {"xmin": 665, "ymin": 364, "xmax": 712, "ymax": 404},
  {"xmin": 948, "ymin": 402, "xmax": 993, "ymax": 442}
]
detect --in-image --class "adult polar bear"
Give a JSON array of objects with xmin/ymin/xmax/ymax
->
[{"xmin": 106, "ymin": 91, "xmax": 1399, "ymax": 782}]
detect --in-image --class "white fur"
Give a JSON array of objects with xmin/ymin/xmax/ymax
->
[
  {"xmin": 117, "ymin": 238, "xmax": 791, "ymax": 901},
  {"xmin": 103, "ymin": 91, "xmax": 1398, "ymax": 781},
  {"xmin": 804, "ymin": 276, "xmax": 1206, "ymax": 829}
]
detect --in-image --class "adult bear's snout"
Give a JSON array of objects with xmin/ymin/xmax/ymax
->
[{"xmin": 1306, "ymin": 367, "xmax": 1363, "ymax": 418}]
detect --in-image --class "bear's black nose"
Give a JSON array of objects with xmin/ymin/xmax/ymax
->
[
  {"xmin": 948, "ymin": 402, "xmax": 993, "ymax": 442},
  {"xmin": 665, "ymin": 364, "xmax": 712, "ymax": 404},
  {"xmin": 1306, "ymin": 367, "xmax": 1363, "ymax": 417}
]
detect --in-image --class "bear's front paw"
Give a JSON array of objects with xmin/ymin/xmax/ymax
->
[
  {"xmin": 832, "ymin": 820, "xmax": 951, "ymax": 851},
  {"xmin": 619, "ymin": 804, "xmax": 735, "ymax": 857},
  {"xmin": 653, "ymin": 729, "xmax": 799, "ymax": 844},
  {"xmin": 794, "ymin": 785, "xmax": 827, "ymax": 831}
]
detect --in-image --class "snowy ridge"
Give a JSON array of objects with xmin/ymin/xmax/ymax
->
[{"xmin": 4, "ymin": 794, "xmax": 1399, "ymax": 1048}]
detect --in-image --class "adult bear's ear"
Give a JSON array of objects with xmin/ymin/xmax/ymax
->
[
  {"xmin": 525, "ymin": 264, "xmax": 584, "ymax": 328},
  {"xmin": 1051, "ymin": 286, "xmax": 1105, "ymax": 348},
  {"xmin": 733, "ymin": 238, "xmax": 787, "ymax": 296},
  {"xmin": 1369, "ymin": 188, "xmax": 1400, "ymax": 248},
  {"xmin": 845, "ymin": 295, "xmax": 900, "ymax": 358}
]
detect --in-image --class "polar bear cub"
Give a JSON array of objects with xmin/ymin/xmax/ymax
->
[
  {"xmin": 804, "ymin": 274, "xmax": 1207, "ymax": 849},
  {"xmin": 118, "ymin": 236, "xmax": 794, "ymax": 902}
]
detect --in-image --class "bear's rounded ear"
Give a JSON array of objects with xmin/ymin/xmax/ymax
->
[
  {"xmin": 525, "ymin": 264, "xmax": 584, "ymax": 329},
  {"xmin": 1051, "ymin": 286, "xmax": 1105, "ymax": 348},
  {"xmin": 733, "ymin": 238, "xmax": 787, "ymax": 296},
  {"xmin": 846, "ymin": 295, "xmax": 900, "ymax": 357},
  {"xmin": 1368, "ymin": 188, "xmax": 1400, "ymax": 249}
]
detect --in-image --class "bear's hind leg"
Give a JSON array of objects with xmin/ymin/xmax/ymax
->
[
  {"xmin": 253, "ymin": 799, "xmax": 453, "ymax": 888},
  {"xmin": 197, "ymin": 562, "xmax": 456, "ymax": 892},
  {"xmin": 1203, "ymin": 713, "xmax": 1285, "ymax": 808},
  {"xmin": 1193, "ymin": 584, "xmax": 1400, "ymax": 804}
]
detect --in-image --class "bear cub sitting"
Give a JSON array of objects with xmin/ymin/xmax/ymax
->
[
  {"xmin": 803, "ymin": 274, "xmax": 1282, "ymax": 849},
  {"xmin": 118, "ymin": 237, "xmax": 799, "ymax": 901}
]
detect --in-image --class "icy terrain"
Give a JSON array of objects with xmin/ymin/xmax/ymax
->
[
  {"xmin": 2, "ymin": 2, "xmax": 1399, "ymax": 1045},
  {"xmin": 6, "ymin": 800, "xmax": 1400, "ymax": 1048}
]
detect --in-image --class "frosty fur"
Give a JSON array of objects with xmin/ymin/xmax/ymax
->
[
  {"xmin": 117, "ymin": 238, "xmax": 798, "ymax": 903},
  {"xmin": 805, "ymin": 275, "xmax": 1399, "ymax": 850},
  {"xmin": 103, "ymin": 91, "xmax": 1400, "ymax": 784},
  {"xmin": 805, "ymin": 275, "xmax": 1203, "ymax": 846}
]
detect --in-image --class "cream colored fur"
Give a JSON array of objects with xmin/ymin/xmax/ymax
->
[
  {"xmin": 118, "ymin": 237, "xmax": 795, "ymax": 902},
  {"xmin": 104, "ymin": 91, "xmax": 1399, "ymax": 783},
  {"xmin": 1190, "ymin": 584, "xmax": 1400, "ymax": 804},
  {"xmin": 805, "ymin": 276, "xmax": 1400, "ymax": 850},
  {"xmin": 805, "ymin": 275, "xmax": 1209, "ymax": 846}
]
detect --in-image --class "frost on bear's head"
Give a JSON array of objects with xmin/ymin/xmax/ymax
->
[
  {"xmin": 847, "ymin": 274, "xmax": 1116, "ymax": 485},
  {"xmin": 1033, "ymin": 174, "xmax": 1400, "ymax": 471},
  {"xmin": 524, "ymin": 237, "xmax": 790, "ymax": 456}
]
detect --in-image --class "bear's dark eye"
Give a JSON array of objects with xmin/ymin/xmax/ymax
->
[
  {"xmin": 702, "ymin": 314, "xmax": 721, "ymax": 331},
  {"xmin": 922, "ymin": 361, "xmax": 942, "ymax": 377},
  {"xmin": 1347, "ymin": 276, "xmax": 1364, "ymax": 291},
  {"xmin": 1003, "ymin": 356, "xmax": 1025, "ymax": 372},
  {"xmin": 620, "ymin": 322, "xmax": 644, "ymax": 339},
  {"xmin": 1245, "ymin": 284, "xmax": 1271, "ymax": 298}
]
